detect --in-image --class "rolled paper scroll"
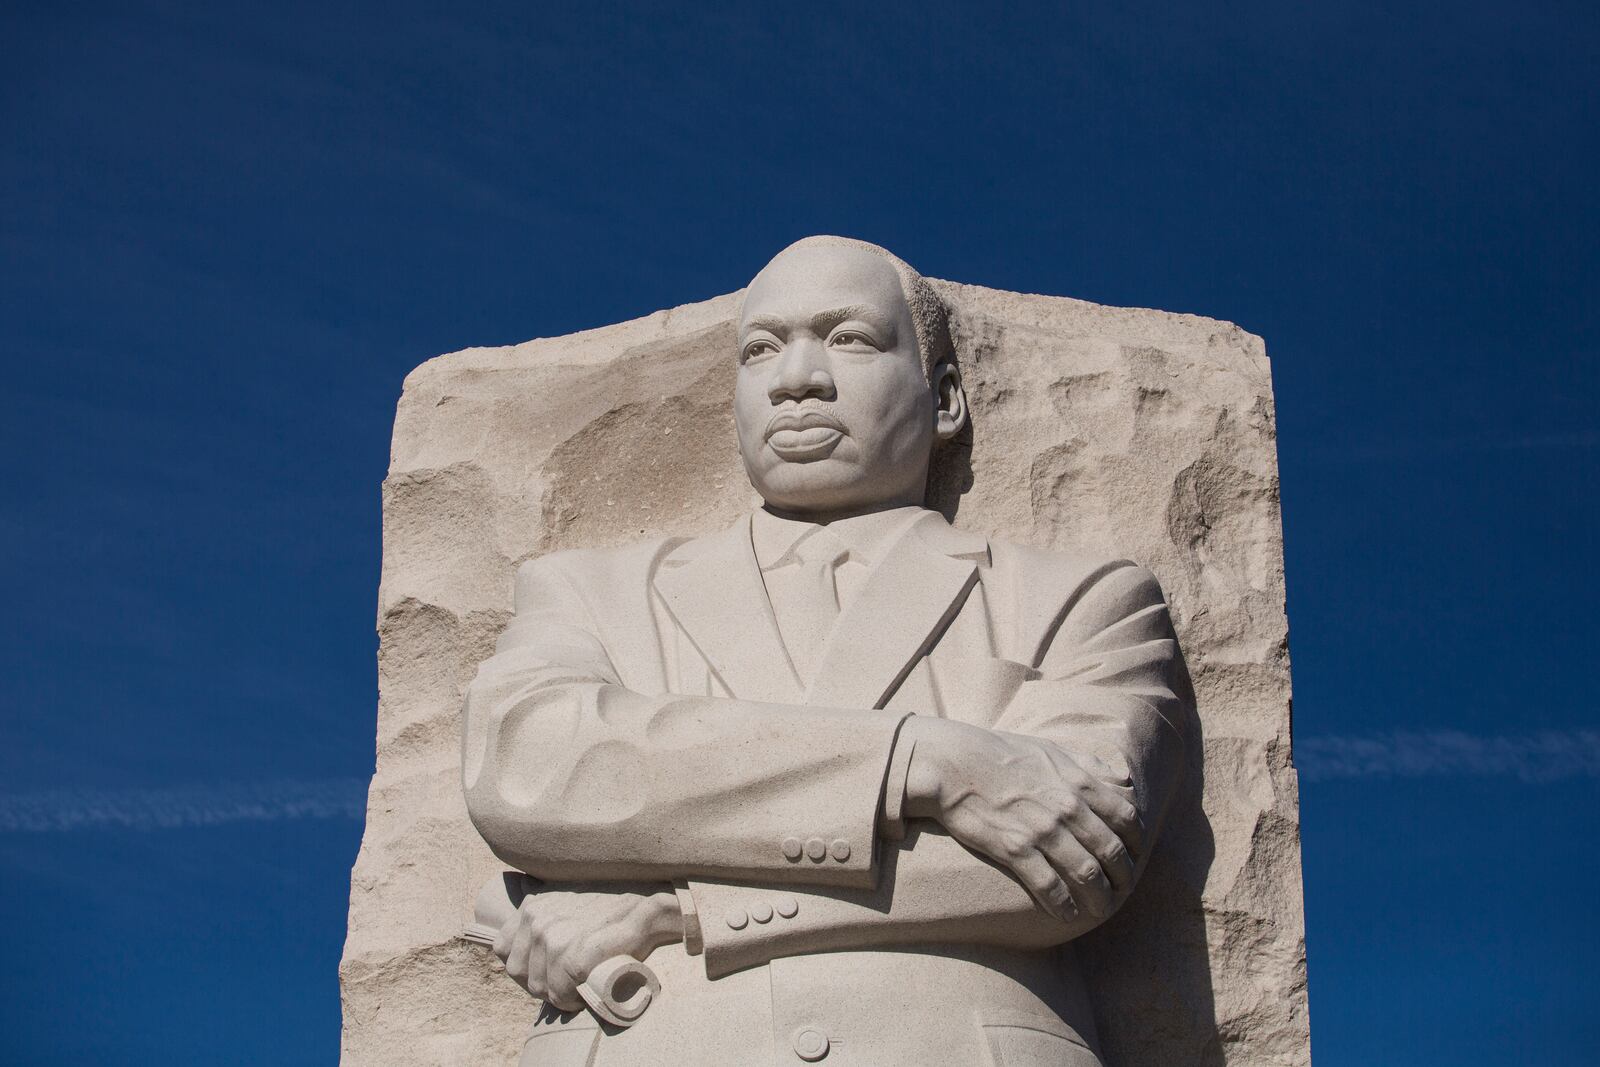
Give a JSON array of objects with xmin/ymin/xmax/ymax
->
[{"xmin": 576, "ymin": 955, "xmax": 660, "ymax": 1027}]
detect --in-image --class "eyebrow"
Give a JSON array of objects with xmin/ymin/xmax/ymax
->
[
  {"xmin": 742, "ymin": 305, "xmax": 895, "ymax": 338},
  {"xmin": 811, "ymin": 304, "xmax": 890, "ymax": 334},
  {"xmin": 742, "ymin": 312, "xmax": 791, "ymax": 336}
]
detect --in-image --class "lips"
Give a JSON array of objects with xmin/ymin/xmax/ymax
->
[{"xmin": 765, "ymin": 409, "xmax": 846, "ymax": 460}]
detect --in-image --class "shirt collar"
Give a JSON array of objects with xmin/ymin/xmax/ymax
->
[{"xmin": 751, "ymin": 505, "xmax": 926, "ymax": 570}]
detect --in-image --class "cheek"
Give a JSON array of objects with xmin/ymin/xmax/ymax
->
[
  {"xmin": 857, "ymin": 368, "xmax": 933, "ymax": 440},
  {"xmin": 733, "ymin": 375, "xmax": 767, "ymax": 452}
]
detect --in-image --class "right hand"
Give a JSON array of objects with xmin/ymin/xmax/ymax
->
[
  {"xmin": 899, "ymin": 717, "xmax": 1144, "ymax": 923},
  {"xmin": 492, "ymin": 884, "xmax": 681, "ymax": 1011}
]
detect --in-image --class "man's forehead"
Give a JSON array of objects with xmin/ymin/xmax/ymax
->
[{"xmin": 742, "ymin": 245, "xmax": 908, "ymax": 327}]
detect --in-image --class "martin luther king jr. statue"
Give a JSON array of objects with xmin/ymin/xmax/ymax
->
[{"xmin": 461, "ymin": 236, "xmax": 1191, "ymax": 1066}]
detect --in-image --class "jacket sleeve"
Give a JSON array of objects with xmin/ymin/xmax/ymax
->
[
  {"xmin": 685, "ymin": 560, "xmax": 1189, "ymax": 973},
  {"xmin": 462, "ymin": 551, "xmax": 908, "ymax": 889}
]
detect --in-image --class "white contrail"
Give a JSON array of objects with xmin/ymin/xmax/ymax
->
[
  {"xmin": 0, "ymin": 778, "xmax": 368, "ymax": 832},
  {"xmin": 4, "ymin": 731, "xmax": 1595, "ymax": 833},
  {"xmin": 1297, "ymin": 730, "xmax": 1600, "ymax": 783}
]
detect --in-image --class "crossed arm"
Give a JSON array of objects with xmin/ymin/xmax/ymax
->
[{"xmin": 463, "ymin": 551, "xmax": 1187, "ymax": 1006}]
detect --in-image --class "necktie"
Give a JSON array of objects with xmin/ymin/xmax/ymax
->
[{"xmin": 781, "ymin": 528, "xmax": 850, "ymax": 680}]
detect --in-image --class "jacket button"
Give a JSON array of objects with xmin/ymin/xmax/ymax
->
[
  {"xmin": 830, "ymin": 839, "xmax": 851, "ymax": 862},
  {"xmin": 792, "ymin": 1027, "xmax": 829, "ymax": 1061},
  {"xmin": 782, "ymin": 837, "xmax": 803, "ymax": 861},
  {"xmin": 775, "ymin": 895, "xmax": 799, "ymax": 919},
  {"xmin": 724, "ymin": 908, "xmax": 748, "ymax": 930},
  {"xmin": 750, "ymin": 901, "xmax": 774, "ymax": 924},
  {"xmin": 804, "ymin": 837, "xmax": 826, "ymax": 861}
]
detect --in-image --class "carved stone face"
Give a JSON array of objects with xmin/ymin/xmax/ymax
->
[{"xmin": 736, "ymin": 243, "xmax": 951, "ymax": 518}]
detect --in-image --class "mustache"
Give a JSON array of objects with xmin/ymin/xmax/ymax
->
[{"xmin": 764, "ymin": 402, "xmax": 848, "ymax": 439}]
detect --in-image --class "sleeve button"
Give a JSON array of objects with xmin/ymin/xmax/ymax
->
[
  {"xmin": 830, "ymin": 839, "xmax": 851, "ymax": 862},
  {"xmin": 775, "ymin": 895, "xmax": 799, "ymax": 919},
  {"xmin": 725, "ymin": 908, "xmax": 749, "ymax": 930},
  {"xmin": 792, "ymin": 1027, "xmax": 830, "ymax": 1061},
  {"xmin": 750, "ymin": 901, "xmax": 773, "ymax": 924},
  {"xmin": 804, "ymin": 837, "xmax": 826, "ymax": 862}
]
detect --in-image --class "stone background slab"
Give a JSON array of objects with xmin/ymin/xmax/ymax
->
[{"xmin": 340, "ymin": 281, "xmax": 1310, "ymax": 1065}]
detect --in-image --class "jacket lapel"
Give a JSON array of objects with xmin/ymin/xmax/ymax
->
[
  {"xmin": 804, "ymin": 513, "xmax": 987, "ymax": 710},
  {"xmin": 654, "ymin": 516, "xmax": 804, "ymax": 705}
]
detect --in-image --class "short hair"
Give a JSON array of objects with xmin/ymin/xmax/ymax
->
[{"xmin": 750, "ymin": 235, "xmax": 956, "ymax": 381}]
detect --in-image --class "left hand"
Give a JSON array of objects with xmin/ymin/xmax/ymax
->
[
  {"xmin": 492, "ymin": 884, "xmax": 682, "ymax": 1011},
  {"xmin": 899, "ymin": 717, "xmax": 1142, "ymax": 923}
]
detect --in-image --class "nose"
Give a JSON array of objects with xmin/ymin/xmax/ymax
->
[{"xmin": 767, "ymin": 337, "xmax": 836, "ymax": 404}]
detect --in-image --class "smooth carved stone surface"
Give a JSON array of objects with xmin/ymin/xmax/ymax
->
[{"xmin": 341, "ymin": 281, "xmax": 1308, "ymax": 1066}]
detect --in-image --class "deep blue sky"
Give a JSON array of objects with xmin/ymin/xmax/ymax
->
[{"xmin": 3, "ymin": 1, "xmax": 1596, "ymax": 1063}]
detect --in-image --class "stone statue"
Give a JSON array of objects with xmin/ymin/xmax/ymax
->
[{"xmin": 461, "ymin": 236, "xmax": 1191, "ymax": 1066}]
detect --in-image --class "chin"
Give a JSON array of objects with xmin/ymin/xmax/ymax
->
[
  {"xmin": 753, "ymin": 462, "xmax": 923, "ymax": 519},
  {"xmin": 752, "ymin": 460, "xmax": 866, "ymax": 513}
]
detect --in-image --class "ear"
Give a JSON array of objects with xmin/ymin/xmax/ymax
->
[{"xmin": 932, "ymin": 362, "xmax": 968, "ymax": 442}]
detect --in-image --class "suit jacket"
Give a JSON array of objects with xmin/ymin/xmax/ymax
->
[{"xmin": 463, "ymin": 510, "xmax": 1188, "ymax": 1067}]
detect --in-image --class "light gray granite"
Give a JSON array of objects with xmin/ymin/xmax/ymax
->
[{"xmin": 341, "ymin": 239, "xmax": 1309, "ymax": 1066}]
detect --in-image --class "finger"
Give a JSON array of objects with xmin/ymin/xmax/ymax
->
[
  {"xmin": 1081, "ymin": 784, "xmax": 1144, "ymax": 857},
  {"xmin": 504, "ymin": 922, "xmax": 533, "ymax": 985},
  {"xmin": 523, "ymin": 920, "xmax": 552, "ymax": 999},
  {"xmin": 1060, "ymin": 803, "xmax": 1137, "ymax": 893},
  {"xmin": 1038, "ymin": 824, "xmax": 1116, "ymax": 919},
  {"xmin": 542, "ymin": 983, "xmax": 583, "ymax": 1014},
  {"xmin": 1003, "ymin": 850, "xmax": 1079, "ymax": 924},
  {"xmin": 543, "ymin": 955, "xmax": 586, "ymax": 1014},
  {"xmin": 1043, "ymin": 746, "xmax": 1145, "ymax": 855},
  {"xmin": 492, "ymin": 913, "xmax": 518, "ymax": 960}
]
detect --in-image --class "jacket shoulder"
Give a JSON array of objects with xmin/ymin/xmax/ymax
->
[
  {"xmin": 987, "ymin": 538, "xmax": 1150, "ymax": 592},
  {"xmin": 515, "ymin": 535, "xmax": 685, "ymax": 603},
  {"xmin": 985, "ymin": 540, "xmax": 1172, "ymax": 665}
]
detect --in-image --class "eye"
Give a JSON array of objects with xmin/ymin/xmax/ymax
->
[
  {"xmin": 830, "ymin": 330, "xmax": 878, "ymax": 350},
  {"xmin": 741, "ymin": 338, "xmax": 780, "ymax": 364}
]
